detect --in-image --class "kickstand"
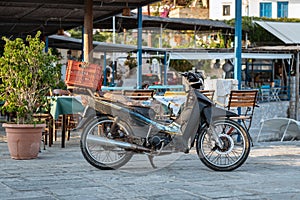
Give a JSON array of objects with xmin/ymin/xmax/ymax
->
[{"xmin": 147, "ymin": 155, "xmax": 157, "ymax": 169}]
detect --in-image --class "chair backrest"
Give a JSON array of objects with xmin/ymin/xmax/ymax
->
[
  {"xmin": 273, "ymin": 79, "xmax": 281, "ymax": 87},
  {"xmin": 199, "ymin": 90, "xmax": 215, "ymax": 101},
  {"xmin": 260, "ymin": 85, "xmax": 271, "ymax": 93},
  {"xmin": 227, "ymin": 90, "xmax": 258, "ymax": 110},
  {"xmin": 122, "ymin": 89, "xmax": 154, "ymax": 100},
  {"xmin": 259, "ymin": 85, "xmax": 271, "ymax": 101},
  {"xmin": 261, "ymin": 84, "xmax": 270, "ymax": 89},
  {"xmin": 227, "ymin": 90, "xmax": 258, "ymax": 132}
]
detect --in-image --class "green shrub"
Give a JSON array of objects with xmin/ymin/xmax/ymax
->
[{"xmin": 0, "ymin": 31, "xmax": 61, "ymax": 124}]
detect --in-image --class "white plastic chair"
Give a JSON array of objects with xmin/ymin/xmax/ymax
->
[{"xmin": 257, "ymin": 117, "xmax": 300, "ymax": 142}]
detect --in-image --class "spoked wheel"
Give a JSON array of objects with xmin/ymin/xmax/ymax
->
[
  {"xmin": 196, "ymin": 118, "xmax": 251, "ymax": 171},
  {"xmin": 80, "ymin": 116, "xmax": 133, "ymax": 170}
]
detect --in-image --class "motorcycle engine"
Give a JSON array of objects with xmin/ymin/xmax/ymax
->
[{"xmin": 148, "ymin": 132, "xmax": 172, "ymax": 149}]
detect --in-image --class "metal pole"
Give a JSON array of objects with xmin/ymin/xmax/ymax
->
[
  {"xmin": 112, "ymin": 16, "xmax": 116, "ymax": 86},
  {"xmin": 81, "ymin": 26, "xmax": 84, "ymax": 61},
  {"xmin": 245, "ymin": 32, "xmax": 248, "ymax": 49},
  {"xmin": 103, "ymin": 52, "xmax": 107, "ymax": 86},
  {"xmin": 137, "ymin": 7, "xmax": 143, "ymax": 89},
  {"xmin": 296, "ymin": 51, "xmax": 299, "ymax": 120},
  {"xmin": 234, "ymin": 0, "xmax": 242, "ymax": 90},
  {"xmin": 44, "ymin": 36, "xmax": 49, "ymax": 53},
  {"xmin": 159, "ymin": 23, "xmax": 163, "ymax": 48},
  {"xmin": 164, "ymin": 51, "xmax": 167, "ymax": 85},
  {"xmin": 194, "ymin": 25, "xmax": 196, "ymax": 48}
]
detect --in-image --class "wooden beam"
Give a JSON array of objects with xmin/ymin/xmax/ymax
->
[{"xmin": 84, "ymin": 0, "xmax": 93, "ymax": 62}]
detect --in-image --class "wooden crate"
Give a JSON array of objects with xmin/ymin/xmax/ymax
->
[{"xmin": 65, "ymin": 60, "xmax": 102, "ymax": 91}]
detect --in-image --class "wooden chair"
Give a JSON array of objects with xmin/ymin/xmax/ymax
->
[
  {"xmin": 122, "ymin": 89, "xmax": 154, "ymax": 100},
  {"xmin": 33, "ymin": 113, "xmax": 53, "ymax": 149},
  {"xmin": 199, "ymin": 90, "xmax": 215, "ymax": 101},
  {"xmin": 226, "ymin": 90, "xmax": 259, "ymax": 132},
  {"xmin": 66, "ymin": 114, "xmax": 80, "ymax": 140},
  {"xmin": 52, "ymin": 89, "xmax": 79, "ymax": 142}
]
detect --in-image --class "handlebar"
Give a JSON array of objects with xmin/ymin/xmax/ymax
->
[{"xmin": 180, "ymin": 71, "xmax": 204, "ymax": 89}]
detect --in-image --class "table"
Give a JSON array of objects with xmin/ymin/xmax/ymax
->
[{"xmin": 49, "ymin": 96, "xmax": 85, "ymax": 147}]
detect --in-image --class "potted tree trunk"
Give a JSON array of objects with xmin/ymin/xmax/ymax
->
[{"xmin": 0, "ymin": 31, "xmax": 61, "ymax": 159}]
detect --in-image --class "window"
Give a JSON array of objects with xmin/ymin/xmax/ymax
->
[
  {"xmin": 277, "ymin": 2, "xmax": 288, "ymax": 18},
  {"xmin": 223, "ymin": 5, "xmax": 230, "ymax": 16},
  {"xmin": 260, "ymin": 2, "xmax": 272, "ymax": 18}
]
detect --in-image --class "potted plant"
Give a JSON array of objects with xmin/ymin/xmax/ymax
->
[{"xmin": 0, "ymin": 31, "xmax": 61, "ymax": 159}]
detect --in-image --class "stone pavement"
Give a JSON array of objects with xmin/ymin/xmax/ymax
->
[{"xmin": 1, "ymin": 130, "xmax": 300, "ymax": 200}]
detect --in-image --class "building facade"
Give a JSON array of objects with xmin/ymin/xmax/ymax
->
[{"xmin": 209, "ymin": 0, "xmax": 300, "ymax": 20}]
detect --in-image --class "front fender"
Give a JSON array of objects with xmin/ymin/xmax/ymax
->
[{"xmin": 73, "ymin": 106, "xmax": 103, "ymax": 131}]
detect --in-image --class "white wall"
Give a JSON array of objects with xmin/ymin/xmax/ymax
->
[
  {"xmin": 211, "ymin": 0, "xmax": 300, "ymax": 19},
  {"xmin": 209, "ymin": 0, "xmax": 235, "ymax": 20},
  {"xmin": 249, "ymin": 0, "xmax": 300, "ymax": 18},
  {"xmin": 248, "ymin": 0, "xmax": 260, "ymax": 17},
  {"xmin": 288, "ymin": 0, "xmax": 300, "ymax": 18},
  {"xmin": 210, "ymin": 0, "xmax": 254, "ymax": 20}
]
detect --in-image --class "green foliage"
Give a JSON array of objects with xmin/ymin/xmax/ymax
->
[
  {"xmin": 93, "ymin": 30, "xmax": 109, "ymax": 42},
  {"xmin": 68, "ymin": 28, "xmax": 109, "ymax": 42},
  {"xmin": 124, "ymin": 53, "xmax": 137, "ymax": 69},
  {"xmin": 169, "ymin": 59, "xmax": 194, "ymax": 72},
  {"xmin": 68, "ymin": 28, "xmax": 82, "ymax": 39},
  {"xmin": 225, "ymin": 17, "xmax": 290, "ymax": 46},
  {"xmin": 0, "ymin": 31, "xmax": 62, "ymax": 124}
]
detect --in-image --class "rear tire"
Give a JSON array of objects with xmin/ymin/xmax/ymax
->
[
  {"xmin": 196, "ymin": 118, "xmax": 250, "ymax": 171},
  {"xmin": 80, "ymin": 116, "xmax": 133, "ymax": 170}
]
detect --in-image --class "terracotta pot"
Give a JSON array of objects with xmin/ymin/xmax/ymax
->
[{"xmin": 3, "ymin": 123, "xmax": 46, "ymax": 160}]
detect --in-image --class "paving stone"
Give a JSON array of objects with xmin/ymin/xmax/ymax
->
[{"xmin": 0, "ymin": 129, "xmax": 300, "ymax": 199}]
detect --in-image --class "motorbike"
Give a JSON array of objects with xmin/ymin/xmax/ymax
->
[{"xmin": 76, "ymin": 71, "xmax": 251, "ymax": 171}]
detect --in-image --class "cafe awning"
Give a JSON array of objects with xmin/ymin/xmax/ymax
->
[
  {"xmin": 94, "ymin": 14, "xmax": 234, "ymax": 33},
  {"xmin": 255, "ymin": 21, "xmax": 300, "ymax": 120},
  {"xmin": 168, "ymin": 50, "xmax": 293, "ymax": 60},
  {"xmin": 48, "ymin": 35, "xmax": 166, "ymax": 53},
  {"xmin": 254, "ymin": 21, "xmax": 300, "ymax": 45},
  {"xmin": 0, "ymin": 0, "xmax": 160, "ymax": 38}
]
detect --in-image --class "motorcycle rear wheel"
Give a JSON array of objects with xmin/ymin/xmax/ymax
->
[
  {"xmin": 80, "ymin": 116, "xmax": 133, "ymax": 170},
  {"xmin": 196, "ymin": 118, "xmax": 251, "ymax": 171}
]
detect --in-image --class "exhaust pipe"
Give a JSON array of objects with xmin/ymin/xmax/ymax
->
[{"xmin": 87, "ymin": 134, "xmax": 151, "ymax": 152}]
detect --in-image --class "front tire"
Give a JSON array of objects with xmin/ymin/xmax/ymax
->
[
  {"xmin": 80, "ymin": 116, "xmax": 133, "ymax": 170},
  {"xmin": 196, "ymin": 118, "xmax": 250, "ymax": 171}
]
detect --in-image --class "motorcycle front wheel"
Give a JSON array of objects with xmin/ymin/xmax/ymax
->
[
  {"xmin": 80, "ymin": 116, "xmax": 133, "ymax": 170},
  {"xmin": 196, "ymin": 118, "xmax": 251, "ymax": 171}
]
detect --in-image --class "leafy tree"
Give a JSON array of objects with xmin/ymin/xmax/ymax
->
[
  {"xmin": 225, "ymin": 17, "xmax": 289, "ymax": 46},
  {"xmin": 68, "ymin": 28, "xmax": 109, "ymax": 42},
  {"xmin": 169, "ymin": 59, "xmax": 194, "ymax": 72},
  {"xmin": 0, "ymin": 31, "xmax": 61, "ymax": 124}
]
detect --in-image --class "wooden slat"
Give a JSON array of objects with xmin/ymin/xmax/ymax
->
[
  {"xmin": 227, "ymin": 90, "xmax": 258, "ymax": 132},
  {"xmin": 123, "ymin": 89, "xmax": 154, "ymax": 100},
  {"xmin": 199, "ymin": 90, "xmax": 215, "ymax": 100},
  {"xmin": 228, "ymin": 90, "xmax": 258, "ymax": 109},
  {"xmin": 230, "ymin": 102, "xmax": 255, "ymax": 107}
]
